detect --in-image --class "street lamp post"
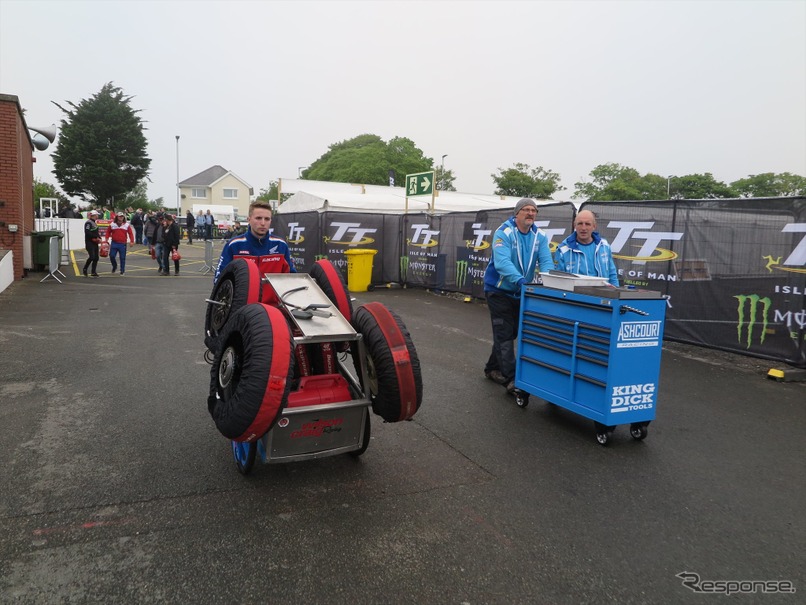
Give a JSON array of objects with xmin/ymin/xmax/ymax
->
[
  {"xmin": 298, "ymin": 166, "xmax": 307, "ymax": 178},
  {"xmin": 175, "ymin": 135, "xmax": 181, "ymax": 214},
  {"xmin": 667, "ymin": 175, "xmax": 672, "ymax": 200},
  {"xmin": 440, "ymin": 154, "xmax": 448, "ymax": 190}
]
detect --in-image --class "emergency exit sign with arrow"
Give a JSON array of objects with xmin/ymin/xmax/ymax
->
[{"xmin": 405, "ymin": 171, "xmax": 434, "ymax": 197}]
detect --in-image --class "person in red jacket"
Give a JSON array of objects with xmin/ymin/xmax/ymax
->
[{"xmin": 106, "ymin": 213, "xmax": 135, "ymax": 275}]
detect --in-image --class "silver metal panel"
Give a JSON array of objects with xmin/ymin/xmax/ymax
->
[
  {"xmin": 264, "ymin": 273, "xmax": 357, "ymax": 339},
  {"xmin": 265, "ymin": 404, "xmax": 368, "ymax": 463}
]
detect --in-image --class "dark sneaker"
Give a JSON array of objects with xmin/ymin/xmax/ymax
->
[
  {"xmin": 82, "ymin": 270, "xmax": 88, "ymax": 277},
  {"xmin": 485, "ymin": 370, "xmax": 508, "ymax": 385},
  {"xmin": 506, "ymin": 381, "xmax": 516, "ymax": 395},
  {"xmin": 90, "ymin": 273, "xmax": 99, "ymax": 278}
]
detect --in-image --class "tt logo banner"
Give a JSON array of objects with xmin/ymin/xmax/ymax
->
[
  {"xmin": 764, "ymin": 223, "xmax": 806, "ymax": 274},
  {"xmin": 607, "ymin": 221, "xmax": 684, "ymax": 265},
  {"xmin": 466, "ymin": 223, "xmax": 491, "ymax": 251},
  {"xmin": 408, "ymin": 224, "xmax": 439, "ymax": 248},
  {"xmin": 286, "ymin": 222, "xmax": 305, "ymax": 244},
  {"xmin": 324, "ymin": 222, "xmax": 377, "ymax": 245}
]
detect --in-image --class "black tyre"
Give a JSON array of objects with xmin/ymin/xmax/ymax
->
[
  {"xmin": 352, "ymin": 302, "xmax": 422, "ymax": 422},
  {"xmin": 309, "ymin": 259, "xmax": 353, "ymax": 323},
  {"xmin": 204, "ymin": 259, "xmax": 262, "ymax": 351},
  {"xmin": 207, "ymin": 303, "xmax": 294, "ymax": 441}
]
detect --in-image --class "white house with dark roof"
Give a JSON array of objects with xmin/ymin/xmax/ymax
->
[{"xmin": 178, "ymin": 165, "xmax": 253, "ymax": 217}]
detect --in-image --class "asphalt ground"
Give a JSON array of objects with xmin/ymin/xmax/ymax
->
[{"xmin": 0, "ymin": 241, "xmax": 804, "ymax": 604}]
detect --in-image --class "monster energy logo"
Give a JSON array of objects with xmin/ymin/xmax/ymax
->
[
  {"xmin": 315, "ymin": 254, "xmax": 328, "ymax": 261},
  {"xmin": 456, "ymin": 260, "xmax": 469, "ymax": 289},
  {"xmin": 400, "ymin": 255, "xmax": 409, "ymax": 277},
  {"xmin": 735, "ymin": 294, "xmax": 771, "ymax": 348}
]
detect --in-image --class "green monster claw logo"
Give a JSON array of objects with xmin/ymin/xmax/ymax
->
[
  {"xmin": 315, "ymin": 254, "xmax": 328, "ymax": 261},
  {"xmin": 455, "ymin": 260, "xmax": 468, "ymax": 288},
  {"xmin": 734, "ymin": 294, "xmax": 772, "ymax": 348},
  {"xmin": 400, "ymin": 255, "xmax": 409, "ymax": 276}
]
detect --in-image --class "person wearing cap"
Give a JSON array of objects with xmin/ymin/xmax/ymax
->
[
  {"xmin": 105, "ymin": 212, "xmax": 135, "ymax": 275},
  {"xmin": 82, "ymin": 210, "xmax": 101, "ymax": 277},
  {"xmin": 483, "ymin": 197, "xmax": 554, "ymax": 395},
  {"xmin": 555, "ymin": 209, "xmax": 619, "ymax": 287}
]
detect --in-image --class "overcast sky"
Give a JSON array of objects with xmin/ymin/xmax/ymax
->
[{"xmin": 2, "ymin": 0, "xmax": 804, "ymax": 206}]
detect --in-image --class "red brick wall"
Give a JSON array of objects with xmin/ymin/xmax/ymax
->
[{"xmin": 0, "ymin": 94, "xmax": 35, "ymax": 281}]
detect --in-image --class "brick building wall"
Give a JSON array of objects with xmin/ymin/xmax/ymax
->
[{"xmin": 0, "ymin": 94, "xmax": 35, "ymax": 281}]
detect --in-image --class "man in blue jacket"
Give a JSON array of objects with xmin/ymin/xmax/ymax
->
[
  {"xmin": 483, "ymin": 198, "xmax": 554, "ymax": 394},
  {"xmin": 555, "ymin": 209, "xmax": 619, "ymax": 287},
  {"xmin": 214, "ymin": 201, "xmax": 296, "ymax": 282}
]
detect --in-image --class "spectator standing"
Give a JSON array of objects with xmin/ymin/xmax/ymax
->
[
  {"xmin": 143, "ymin": 211, "xmax": 158, "ymax": 247},
  {"xmin": 483, "ymin": 198, "xmax": 554, "ymax": 395},
  {"xmin": 154, "ymin": 216, "xmax": 166, "ymax": 274},
  {"xmin": 161, "ymin": 214, "xmax": 181, "ymax": 276},
  {"xmin": 105, "ymin": 212, "xmax": 135, "ymax": 275},
  {"xmin": 131, "ymin": 208, "xmax": 145, "ymax": 244},
  {"xmin": 185, "ymin": 210, "xmax": 195, "ymax": 245},
  {"xmin": 204, "ymin": 209, "xmax": 214, "ymax": 240},
  {"xmin": 82, "ymin": 210, "xmax": 101, "ymax": 277},
  {"xmin": 196, "ymin": 210, "xmax": 205, "ymax": 240},
  {"xmin": 554, "ymin": 209, "xmax": 620, "ymax": 287}
]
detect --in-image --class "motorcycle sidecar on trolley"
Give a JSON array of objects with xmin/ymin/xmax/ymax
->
[{"xmin": 204, "ymin": 259, "xmax": 422, "ymax": 474}]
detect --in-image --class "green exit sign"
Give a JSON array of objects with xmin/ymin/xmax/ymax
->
[{"xmin": 405, "ymin": 171, "xmax": 434, "ymax": 197}]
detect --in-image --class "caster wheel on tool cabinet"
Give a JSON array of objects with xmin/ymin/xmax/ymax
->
[
  {"xmin": 630, "ymin": 424, "xmax": 648, "ymax": 440},
  {"xmin": 232, "ymin": 440, "xmax": 257, "ymax": 475},
  {"xmin": 515, "ymin": 391, "xmax": 529, "ymax": 408},
  {"xmin": 594, "ymin": 422, "xmax": 615, "ymax": 446}
]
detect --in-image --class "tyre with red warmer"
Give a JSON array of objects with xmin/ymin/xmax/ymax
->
[
  {"xmin": 207, "ymin": 303, "xmax": 295, "ymax": 442},
  {"xmin": 204, "ymin": 258, "xmax": 262, "ymax": 351},
  {"xmin": 351, "ymin": 302, "xmax": 422, "ymax": 422},
  {"xmin": 309, "ymin": 259, "xmax": 353, "ymax": 322}
]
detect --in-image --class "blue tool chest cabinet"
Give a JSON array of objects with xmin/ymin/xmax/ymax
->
[{"xmin": 514, "ymin": 284, "xmax": 667, "ymax": 445}]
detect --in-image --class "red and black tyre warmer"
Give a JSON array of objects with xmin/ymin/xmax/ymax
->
[
  {"xmin": 204, "ymin": 258, "xmax": 262, "ymax": 351},
  {"xmin": 207, "ymin": 303, "xmax": 295, "ymax": 441},
  {"xmin": 309, "ymin": 259, "xmax": 353, "ymax": 323},
  {"xmin": 352, "ymin": 302, "xmax": 422, "ymax": 422}
]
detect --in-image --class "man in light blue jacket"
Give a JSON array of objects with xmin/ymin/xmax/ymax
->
[
  {"xmin": 555, "ymin": 209, "xmax": 620, "ymax": 287},
  {"xmin": 483, "ymin": 198, "xmax": 554, "ymax": 395}
]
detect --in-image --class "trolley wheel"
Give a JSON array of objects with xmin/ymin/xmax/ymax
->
[
  {"xmin": 514, "ymin": 391, "xmax": 529, "ymax": 408},
  {"xmin": 630, "ymin": 423, "xmax": 649, "ymax": 440},
  {"xmin": 232, "ymin": 440, "xmax": 257, "ymax": 475},
  {"xmin": 349, "ymin": 411, "xmax": 371, "ymax": 458},
  {"xmin": 594, "ymin": 422, "xmax": 615, "ymax": 446}
]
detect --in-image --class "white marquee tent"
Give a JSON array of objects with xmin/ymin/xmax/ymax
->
[{"xmin": 275, "ymin": 178, "xmax": 558, "ymax": 215}]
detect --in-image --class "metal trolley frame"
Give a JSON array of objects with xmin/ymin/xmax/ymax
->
[{"xmin": 239, "ymin": 273, "xmax": 373, "ymax": 466}]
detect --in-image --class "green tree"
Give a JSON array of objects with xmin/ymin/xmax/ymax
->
[
  {"xmin": 669, "ymin": 173, "xmax": 737, "ymax": 199},
  {"xmin": 573, "ymin": 163, "xmax": 649, "ymax": 201},
  {"xmin": 304, "ymin": 134, "xmax": 432, "ymax": 186},
  {"xmin": 435, "ymin": 166, "xmax": 456, "ymax": 191},
  {"xmin": 33, "ymin": 178, "xmax": 69, "ymax": 208},
  {"xmin": 491, "ymin": 163, "xmax": 564, "ymax": 198},
  {"xmin": 730, "ymin": 172, "xmax": 806, "ymax": 197},
  {"xmin": 51, "ymin": 82, "xmax": 151, "ymax": 205}
]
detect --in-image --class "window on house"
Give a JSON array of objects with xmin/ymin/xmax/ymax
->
[
  {"xmin": 192, "ymin": 188, "xmax": 207, "ymax": 199},
  {"xmin": 223, "ymin": 188, "xmax": 238, "ymax": 199}
]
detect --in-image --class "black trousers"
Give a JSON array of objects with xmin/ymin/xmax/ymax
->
[
  {"xmin": 83, "ymin": 242, "xmax": 99, "ymax": 274},
  {"xmin": 484, "ymin": 291, "xmax": 521, "ymax": 382},
  {"xmin": 161, "ymin": 248, "xmax": 180, "ymax": 274}
]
